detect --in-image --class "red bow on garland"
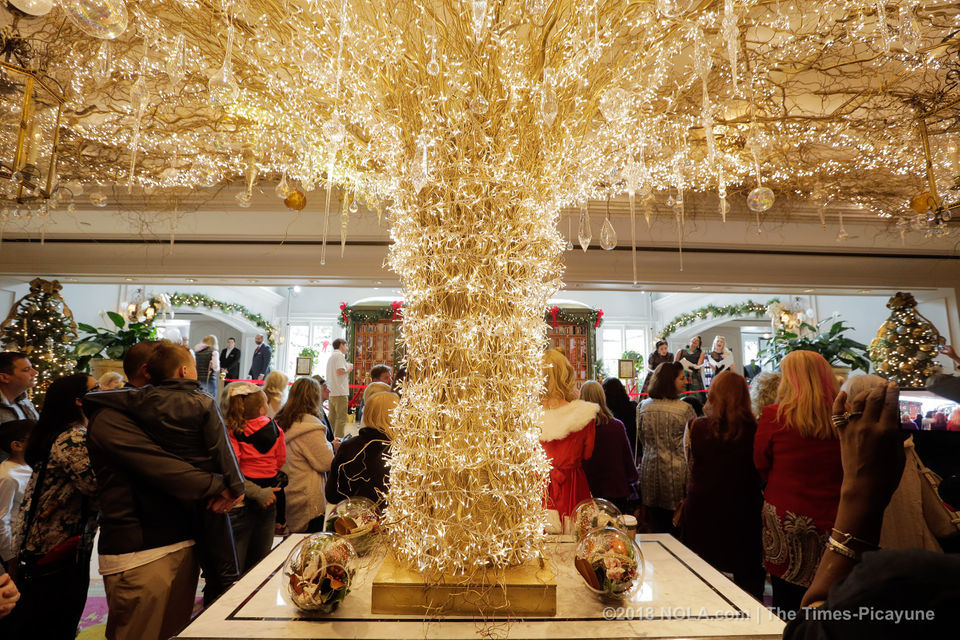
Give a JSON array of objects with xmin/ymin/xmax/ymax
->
[
  {"xmin": 549, "ymin": 306, "xmax": 560, "ymax": 327},
  {"xmin": 391, "ymin": 300, "xmax": 403, "ymax": 321},
  {"xmin": 594, "ymin": 310, "xmax": 604, "ymax": 328},
  {"xmin": 339, "ymin": 302, "xmax": 349, "ymax": 325}
]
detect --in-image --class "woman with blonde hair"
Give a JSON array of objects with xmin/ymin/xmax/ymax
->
[
  {"xmin": 539, "ymin": 349, "xmax": 598, "ymax": 519},
  {"xmin": 263, "ymin": 370, "xmax": 289, "ymax": 418},
  {"xmin": 754, "ymin": 350, "xmax": 841, "ymax": 614},
  {"xmin": 275, "ymin": 377, "xmax": 335, "ymax": 532},
  {"xmin": 194, "ymin": 335, "xmax": 220, "ymax": 396},
  {"xmin": 580, "ymin": 381, "xmax": 638, "ymax": 512},
  {"xmin": 947, "ymin": 408, "xmax": 960, "ymax": 431},
  {"xmin": 750, "ymin": 371, "xmax": 781, "ymax": 418},
  {"xmin": 97, "ymin": 371, "xmax": 124, "ymax": 391},
  {"xmin": 326, "ymin": 392, "xmax": 398, "ymax": 509},
  {"xmin": 703, "ymin": 336, "xmax": 734, "ymax": 388}
]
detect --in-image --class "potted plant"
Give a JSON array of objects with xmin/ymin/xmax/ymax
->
[
  {"xmin": 74, "ymin": 311, "xmax": 157, "ymax": 377},
  {"xmin": 759, "ymin": 318, "xmax": 871, "ymax": 373}
]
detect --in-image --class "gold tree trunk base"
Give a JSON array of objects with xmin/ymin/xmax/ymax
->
[{"xmin": 371, "ymin": 552, "xmax": 557, "ymax": 616}]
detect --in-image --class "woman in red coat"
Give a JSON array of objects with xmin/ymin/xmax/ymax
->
[
  {"xmin": 539, "ymin": 349, "xmax": 598, "ymax": 522},
  {"xmin": 754, "ymin": 350, "xmax": 842, "ymax": 615}
]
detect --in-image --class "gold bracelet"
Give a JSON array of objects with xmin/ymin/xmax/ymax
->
[
  {"xmin": 826, "ymin": 536, "xmax": 858, "ymax": 561},
  {"xmin": 830, "ymin": 528, "xmax": 879, "ymax": 553}
]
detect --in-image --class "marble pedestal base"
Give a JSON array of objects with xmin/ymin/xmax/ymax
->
[{"xmin": 372, "ymin": 552, "xmax": 557, "ymax": 616}]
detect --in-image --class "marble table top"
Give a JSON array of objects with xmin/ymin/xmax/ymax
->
[{"xmin": 177, "ymin": 534, "xmax": 785, "ymax": 639}]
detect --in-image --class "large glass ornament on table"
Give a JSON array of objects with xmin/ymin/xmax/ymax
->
[
  {"xmin": 574, "ymin": 527, "xmax": 644, "ymax": 600},
  {"xmin": 324, "ymin": 496, "xmax": 381, "ymax": 556},
  {"xmin": 283, "ymin": 533, "xmax": 358, "ymax": 613}
]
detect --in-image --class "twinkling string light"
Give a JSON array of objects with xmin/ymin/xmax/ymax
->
[
  {"xmin": 2, "ymin": 0, "xmax": 960, "ymax": 580},
  {"xmin": 1, "ymin": 1, "xmax": 958, "ymax": 236}
]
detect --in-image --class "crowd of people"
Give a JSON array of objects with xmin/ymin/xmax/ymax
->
[
  {"xmin": 540, "ymin": 344, "xmax": 960, "ymax": 631},
  {"xmin": 0, "ymin": 344, "xmax": 397, "ymax": 639},
  {"xmin": 1, "ymin": 335, "xmax": 959, "ymax": 638}
]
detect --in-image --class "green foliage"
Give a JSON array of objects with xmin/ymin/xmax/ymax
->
[
  {"xmin": 299, "ymin": 346, "xmax": 320, "ymax": 359},
  {"xmin": 759, "ymin": 318, "xmax": 871, "ymax": 372},
  {"xmin": 73, "ymin": 318, "xmax": 157, "ymax": 372},
  {"xmin": 621, "ymin": 349, "xmax": 643, "ymax": 369}
]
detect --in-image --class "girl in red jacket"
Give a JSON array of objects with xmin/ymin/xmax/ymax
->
[{"xmin": 225, "ymin": 383, "xmax": 286, "ymax": 574}]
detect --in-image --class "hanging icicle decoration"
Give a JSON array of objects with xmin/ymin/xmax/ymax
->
[
  {"xmin": 623, "ymin": 158, "xmax": 640, "ymax": 284},
  {"xmin": 874, "ymin": 0, "xmax": 892, "ymax": 53},
  {"xmin": 320, "ymin": 0, "xmax": 348, "ymax": 267},
  {"xmin": 722, "ymin": 0, "xmax": 739, "ymax": 94},
  {"xmin": 340, "ymin": 192, "xmax": 349, "ymax": 257}
]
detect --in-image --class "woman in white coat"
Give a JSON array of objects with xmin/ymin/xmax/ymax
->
[{"xmin": 275, "ymin": 377, "xmax": 336, "ymax": 533}]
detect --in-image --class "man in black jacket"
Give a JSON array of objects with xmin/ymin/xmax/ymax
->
[
  {"xmin": 221, "ymin": 337, "xmax": 241, "ymax": 381},
  {"xmin": 85, "ymin": 398, "xmax": 238, "ymax": 640},
  {"xmin": 248, "ymin": 334, "xmax": 271, "ymax": 381}
]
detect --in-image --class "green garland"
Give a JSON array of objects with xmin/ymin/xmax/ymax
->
[
  {"xmin": 338, "ymin": 306, "xmax": 399, "ymax": 328},
  {"xmin": 657, "ymin": 299, "xmax": 779, "ymax": 340},
  {"xmin": 547, "ymin": 306, "xmax": 604, "ymax": 327},
  {"xmin": 161, "ymin": 293, "xmax": 279, "ymax": 349}
]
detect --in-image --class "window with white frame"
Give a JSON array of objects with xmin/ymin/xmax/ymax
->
[
  {"xmin": 283, "ymin": 321, "xmax": 340, "ymax": 378},
  {"xmin": 599, "ymin": 325, "xmax": 648, "ymax": 379}
]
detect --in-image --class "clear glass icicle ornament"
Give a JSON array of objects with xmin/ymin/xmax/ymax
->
[
  {"xmin": 578, "ymin": 201, "xmax": 592, "ymax": 251},
  {"xmin": 600, "ymin": 214, "xmax": 617, "ymax": 250},
  {"xmin": 541, "ymin": 68, "xmax": 558, "ymax": 127},
  {"xmin": 166, "ymin": 32, "xmax": 186, "ymax": 86},
  {"xmin": 208, "ymin": 27, "xmax": 240, "ymax": 105},
  {"xmin": 96, "ymin": 40, "xmax": 112, "ymax": 82},
  {"xmin": 471, "ymin": 0, "xmax": 487, "ymax": 38}
]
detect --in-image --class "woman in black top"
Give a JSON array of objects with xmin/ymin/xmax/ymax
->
[
  {"xmin": 643, "ymin": 340, "xmax": 674, "ymax": 395},
  {"xmin": 603, "ymin": 377, "xmax": 639, "ymax": 458}
]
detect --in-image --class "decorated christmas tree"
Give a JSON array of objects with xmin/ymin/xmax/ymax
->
[
  {"xmin": 1, "ymin": 279, "xmax": 78, "ymax": 406},
  {"xmin": 869, "ymin": 292, "xmax": 943, "ymax": 388}
]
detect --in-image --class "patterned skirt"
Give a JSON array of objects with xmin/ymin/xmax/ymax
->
[{"xmin": 761, "ymin": 501, "xmax": 829, "ymax": 587}]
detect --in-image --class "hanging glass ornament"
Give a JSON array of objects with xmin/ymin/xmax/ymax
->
[
  {"xmin": 540, "ymin": 67, "xmax": 558, "ymax": 127},
  {"xmin": 96, "ymin": 40, "xmax": 112, "ymax": 81},
  {"xmin": 426, "ymin": 51, "xmax": 440, "ymax": 76},
  {"xmin": 578, "ymin": 202, "xmax": 592, "ymax": 251},
  {"xmin": 469, "ymin": 94, "xmax": 489, "ymax": 116},
  {"xmin": 898, "ymin": 7, "xmax": 922, "ymax": 54},
  {"xmin": 284, "ymin": 189, "xmax": 306, "ymax": 211},
  {"xmin": 525, "ymin": 0, "xmax": 548, "ymax": 21},
  {"xmin": 409, "ymin": 162, "xmax": 428, "ymax": 195},
  {"xmin": 349, "ymin": 197, "xmax": 359, "ymax": 214},
  {"xmin": 166, "ymin": 33, "xmax": 186, "ymax": 87},
  {"xmin": 275, "ymin": 172, "xmax": 291, "ymax": 199},
  {"xmin": 747, "ymin": 186, "xmax": 775, "ymax": 212},
  {"xmin": 323, "ymin": 117, "xmax": 347, "ymax": 144},
  {"xmin": 208, "ymin": 28, "xmax": 240, "ymax": 105},
  {"xmin": 236, "ymin": 190, "xmax": 252, "ymax": 208},
  {"xmin": 941, "ymin": 208, "xmax": 953, "ymax": 223},
  {"xmin": 131, "ymin": 74, "xmax": 149, "ymax": 111},
  {"xmin": 719, "ymin": 196, "xmax": 730, "ymax": 220},
  {"xmin": 63, "ymin": 0, "xmax": 128, "ymax": 39},
  {"xmin": 471, "ymin": 0, "xmax": 487, "ymax": 38},
  {"xmin": 67, "ymin": 202, "xmax": 77, "ymax": 214},
  {"xmin": 722, "ymin": 0, "xmax": 739, "ymax": 94},
  {"xmin": 88, "ymin": 188, "xmax": 108, "ymax": 207},
  {"xmin": 873, "ymin": 0, "xmax": 892, "ymax": 53},
  {"xmin": 599, "ymin": 87, "xmax": 630, "ymax": 124},
  {"xmin": 600, "ymin": 216, "xmax": 617, "ymax": 250},
  {"xmin": 196, "ymin": 165, "xmax": 217, "ymax": 188},
  {"xmin": 656, "ymin": 0, "xmax": 695, "ymax": 18}
]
